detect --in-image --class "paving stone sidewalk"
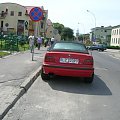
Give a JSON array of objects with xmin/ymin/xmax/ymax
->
[{"xmin": 0, "ymin": 47, "xmax": 47, "ymax": 120}]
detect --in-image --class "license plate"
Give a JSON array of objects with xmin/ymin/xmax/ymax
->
[{"xmin": 60, "ymin": 58, "xmax": 79, "ymax": 64}]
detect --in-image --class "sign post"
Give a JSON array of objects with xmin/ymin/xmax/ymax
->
[{"xmin": 29, "ymin": 7, "xmax": 43, "ymax": 61}]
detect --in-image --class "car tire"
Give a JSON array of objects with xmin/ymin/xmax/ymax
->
[
  {"xmin": 41, "ymin": 68, "xmax": 50, "ymax": 81},
  {"xmin": 98, "ymin": 49, "xmax": 100, "ymax": 51},
  {"xmin": 84, "ymin": 74, "xmax": 94, "ymax": 83}
]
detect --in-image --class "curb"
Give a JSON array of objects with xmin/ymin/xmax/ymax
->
[
  {"xmin": 0, "ymin": 50, "xmax": 29, "ymax": 60},
  {"xmin": 20, "ymin": 66, "xmax": 42, "ymax": 90},
  {"xmin": 0, "ymin": 66, "xmax": 42, "ymax": 120}
]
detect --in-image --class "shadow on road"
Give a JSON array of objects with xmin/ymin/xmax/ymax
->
[
  {"xmin": 47, "ymin": 75, "xmax": 112, "ymax": 96},
  {"xmin": 34, "ymin": 52, "xmax": 42, "ymax": 54}
]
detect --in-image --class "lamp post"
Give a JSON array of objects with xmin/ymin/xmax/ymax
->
[
  {"xmin": 78, "ymin": 22, "xmax": 85, "ymax": 43},
  {"xmin": 87, "ymin": 10, "xmax": 96, "ymax": 43}
]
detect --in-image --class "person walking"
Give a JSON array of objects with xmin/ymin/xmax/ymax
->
[
  {"xmin": 37, "ymin": 36, "xmax": 42, "ymax": 50},
  {"xmin": 28, "ymin": 34, "xmax": 34, "ymax": 53},
  {"xmin": 44, "ymin": 38, "xmax": 48, "ymax": 47},
  {"xmin": 51, "ymin": 36, "xmax": 55, "ymax": 45}
]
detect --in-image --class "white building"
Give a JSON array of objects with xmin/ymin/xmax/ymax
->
[{"xmin": 110, "ymin": 25, "xmax": 120, "ymax": 47}]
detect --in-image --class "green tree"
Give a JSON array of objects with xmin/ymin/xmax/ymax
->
[
  {"xmin": 62, "ymin": 27, "xmax": 74, "ymax": 40},
  {"xmin": 78, "ymin": 35, "xmax": 84, "ymax": 41},
  {"xmin": 53, "ymin": 23, "xmax": 64, "ymax": 35}
]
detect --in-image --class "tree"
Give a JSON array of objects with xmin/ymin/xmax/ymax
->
[
  {"xmin": 53, "ymin": 23, "xmax": 64, "ymax": 35},
  {"xmin": 61, "ymin": 27, "xmax": 74, "ymax": 40},
  {"xmin": 78, "ymin": 35, "xmax": 84, "ymax": 41},
  {"xmin": 53, "ymin": 22, "xmax": 74, "ymax": 40}
]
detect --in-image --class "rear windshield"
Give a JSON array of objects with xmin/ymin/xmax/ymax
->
[{"xmin": 51, "ymin": 42, "xmax": 88, "ymax": 53}]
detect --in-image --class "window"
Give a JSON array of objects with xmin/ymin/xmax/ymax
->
[
  {"xmin": 1, "ymin": 11, "xmax": 4, "ymax": 17},
  {"xmin": 118, "ymin": 38, "xmax": 120, "ymax": 44},
  {"xmin": 41, "ymin": 22, "xmax": 44, "ymax": 28},
  {"xmin": 10, "ymin": 11, "xmax": 14, "ymax": 16},
  {"xmin": 112, "ymin": 30, "xmax": 114, "ymax": 35},
  {"xmin": 115, "ymin": 30, "xmax": 116, "ymax": 35},
  {"xmin": 117, "ymin": 29, "xmax": 118, "ymax": 35},
  {"xmin": 18, "ymin": 12, "xmax": 22, "ymax": 16},
  {"xmin": 113, "ymin": 30, "xmax": 115, "ymax": 35},
  {"xmin": 111, "ymin": 38, "xmax": 113, "ymax": 43},
  {"xmin": 53, "ymin": 42, "xmax": 87, "ymax": 52},
  {"xmin": 116, "ymin": 38, "xmax": 117, "ymax": 44},
  {"xmin": 1, "ymin": 21, "xmax": 3, "ymax": 28}
]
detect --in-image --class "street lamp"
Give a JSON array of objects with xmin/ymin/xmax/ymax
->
[{"xmin": 87, "ymin": 10, "xmax": 96, "ymax": 42}]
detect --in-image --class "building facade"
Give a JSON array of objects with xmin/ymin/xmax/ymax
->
[
  {"xmin": 110, "ymin": 25, "xmax": 120, "ymax": 47},
  {"xmin": 91, "ymin": 26, "xmax": 112, "ymax": 45},
  {"xmin": 46, "ymin": 19, "xmax": 61, "ymax": 41},
  {"xmin": 0, "ymin": 2, "xmax": 48, "ymax": 37}
]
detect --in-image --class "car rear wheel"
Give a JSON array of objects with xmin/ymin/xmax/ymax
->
[
  {"xmin": 84, "ymin": 74, "xmax": 94, "ymax": 83},
  {"xmin": 41, "ymin": 68, "xmax": 50, "ymax": 81}
]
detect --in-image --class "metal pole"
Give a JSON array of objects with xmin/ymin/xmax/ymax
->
[
  {"xmin": 32, "ymin": 45, "xmax": 34, "ymax": 61},
  {"xmin": 87, "ymin": 10, "xmax": 96, "ymax": 43},
  {"xmin": 31, "ymin": 22, "xmax": 37, "ymax": 61}
]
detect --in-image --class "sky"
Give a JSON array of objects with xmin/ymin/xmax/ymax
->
[{"xmin": 1, "ymin": 0, "xmax": 120, "ymax": 34}]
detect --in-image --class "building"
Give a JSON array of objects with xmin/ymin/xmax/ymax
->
[
  {"xmin": 0, "ymin": 2, "xmax": 48, "ymax": 37},
  {"xmin": 46, "ymin": 19, "xmax": 61, "ymax": 41},
  {"xmin": 90, "ymin": 26, "xmax": 112, "ymax": 45},
  {"xmin": 110, "ymin": 25, "xmax": 120, "ymax": 47}
]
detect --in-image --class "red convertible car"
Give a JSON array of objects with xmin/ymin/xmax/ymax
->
[{"xmin": 41, "ymin": 41, "xmax": 94, "ymax": 83}]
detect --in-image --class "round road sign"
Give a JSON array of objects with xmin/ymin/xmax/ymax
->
[{"xmin": 29, "ymin": 7, "xmax": 43, "ymax": 22}]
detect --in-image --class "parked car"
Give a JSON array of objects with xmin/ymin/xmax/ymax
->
[
  {"xmin": 41, "ymin": 41, "xmax": 94, "ymax": 83},
  {"xmin": 88, "ymin": 44, "xmax": 107, "ymax": 51}
]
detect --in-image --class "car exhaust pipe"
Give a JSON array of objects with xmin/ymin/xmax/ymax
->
[{"xmin": 48, "ymin": 73, "xmax": 55, "ymax": 78}]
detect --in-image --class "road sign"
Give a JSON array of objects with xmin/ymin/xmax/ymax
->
[{"xmin": 29, "ymin": 7, "xmax": 43, "ymax": 22}]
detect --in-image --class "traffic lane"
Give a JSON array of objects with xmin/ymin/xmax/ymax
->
[
  {"xmin": 3, "ymin": 74, "xmax": 113, "ymax": 120},
  {"xmin": 91, "ymin": 49, "xmax": 120, "ymax": 60},
  {"xmin": 47, "ymin": 75, "xmax": 111, "ymax": 95},
  {"xmin": 4, "ymin": 51, "xmax": 120, "ymax": 120},
  {"xmin": 92, "ymin": 50, "xmax": 120, "ymax": 96},
  {"xmin": 92, "ymin": 50, "xmax": 120, "ymax": 83}
]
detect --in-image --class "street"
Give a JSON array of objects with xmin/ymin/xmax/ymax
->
[{"xmin": 3, "ymin": 50, "xmax": 120, "ymax": 120}]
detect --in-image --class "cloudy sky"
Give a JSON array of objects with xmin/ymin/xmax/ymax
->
[{"xmin": 1, "ymin": 0, "xmax": 120, "ymax": 34}]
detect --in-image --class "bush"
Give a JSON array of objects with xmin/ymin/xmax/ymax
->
[
  {"xmin": 107, "ymin": 46, "xmax": 120, "ymax": 49},
  {"xmin": 0, "ymin": 51, "xmax": 11, "ymax": 57}
]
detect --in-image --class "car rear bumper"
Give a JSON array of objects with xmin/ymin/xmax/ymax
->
[{"xmin": 42, "ymin": 65, "xmax": 94, "ymax": 77}]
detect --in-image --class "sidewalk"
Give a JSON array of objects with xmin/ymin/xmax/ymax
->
[
  {"xmin": 106, "ymin": 49, "xmax": 120, "ymax": 60},
  {"xmin": 0, "ymin": 47, "xmax": 47, "ymax": 120}
]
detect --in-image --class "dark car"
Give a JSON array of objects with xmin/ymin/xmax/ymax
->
[
  {"xmin": 88, "ymin": 44, "xmax": 107, "ymax": 51},
  {"xmin": 41, "ymin": 41, "xmax": 94, "ymax": 83}
]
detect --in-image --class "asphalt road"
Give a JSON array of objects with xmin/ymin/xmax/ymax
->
[{"xmin": 3, "ymin": 50, "xmax": 120, "ymax": 120}]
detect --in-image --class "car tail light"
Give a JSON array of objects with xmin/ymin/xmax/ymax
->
[
  {"xmin": 84, "ymin": 58, "xmax": 93, "ymax": 65},
  {"xmin": 45, "ymin": 55, "xmax": 55, "ymax": 62}
]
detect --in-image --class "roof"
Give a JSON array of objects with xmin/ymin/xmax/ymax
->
[
  {"xmin": 112, "ymin": 25, "xmax": 120, "ymax": 29},
  {"xmin": 25, "ymin": 6, "xmax": 44, "ymax": 14},
  {"xmin": 46, "ymin": 19, "xmax": 53, "ymax": 26}
]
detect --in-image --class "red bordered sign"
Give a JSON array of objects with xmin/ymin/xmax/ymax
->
[{"xmin": 29, "ymin": 7, "xmax": 43, "ymax": 22}]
